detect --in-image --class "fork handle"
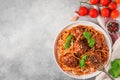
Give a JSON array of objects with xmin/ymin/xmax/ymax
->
[{"xmin": 102, "ymin": 68, "xmax": 115, "ymax": 80}]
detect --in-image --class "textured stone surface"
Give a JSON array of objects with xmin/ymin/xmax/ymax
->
[{"xmin": 0, "ymin": 0, "xmax": 97, "ymax": 80}]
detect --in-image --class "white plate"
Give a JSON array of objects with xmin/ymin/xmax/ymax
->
[{"xmin": 54, "ymin": 21, "xmax": 112, "ymax": 79}]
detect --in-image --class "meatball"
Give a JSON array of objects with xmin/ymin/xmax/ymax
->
[
  {"xmin": 61, "ymin": 53, "xmax": 78, "ymax": 67},
  {"xmin": 88, "ymin": 53, "xmax": 102, "ymax": 68},
  {"xmin": 73, "ymin": 40, "xmax": 88, "ymax": 58}
]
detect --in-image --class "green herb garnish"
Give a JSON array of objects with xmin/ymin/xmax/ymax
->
[
  {"xmin": 82, "ymin": 54, "xmax": 88, "ymax": 60},
  {"xmin": 79, "ymin": 59, "xmax": 85, "ymax": 68},
  {"xmin": 83, "ymin": 31, "xmax": 95, "ymax": 48},
  {"xmin": 109, "ymin": 68, "xmax": 120, "ymax": 78},
  {"xmin": 83, "ymin": 31, "xmax": 91, "ymax": 39},
  {"xmin": 79, "ymin": 54, "xmax": 88, "ymax": 68},
  {"xmin": 64, "ymin": 34, "xmax": 73, "ymax": 49},
  {"xmin": 88, "ymin": 38, "xmax": 95, "ymax": 48},
  {"xmin": 108, "ymin": 59, "xmax": 120, "ymax": 78}
]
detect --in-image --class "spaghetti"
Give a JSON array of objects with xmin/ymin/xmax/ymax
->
[{"xmin": 56, "ymin": 24, "xmax": 109, "ymax": 75}]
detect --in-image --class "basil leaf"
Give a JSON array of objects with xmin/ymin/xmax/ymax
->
[
  {"xmin": 83, "ymin": 31, "xmax": 95, "ymax": 48},
  {"xmin": 79, "ymin": 54, "xmax": 88, "ymax": 68},
  {"xmin": 82, "ymin": 54, "xmax": 88, "ymax": 60},
  {"xmin": 108, "ymin": 68, "xmax": 119, "ymax": 78},
  {"xmin": 83, "ymin": 31, "xmax": 91, "ymax": 39},
  {"xmin": 64, "ymin": 34, "xmax": 73, "ymax": 49},
  {"xmin": 79, "ymin": 59, "xmax": 85, "ymax": 68},
  {"xmin": 111, "ymin": 61, "xmax": 120, "ymax": 69},
  {"xmin": 114, "ymin": 59, "xmax": 120, "ymax": 67},
  {"xmin": 109, "ymin": 59, "xmax": 120, "ymax": 78},
  {"xmin": 88, "ymin": 38, "xmax": 95, "ymax": 48}
]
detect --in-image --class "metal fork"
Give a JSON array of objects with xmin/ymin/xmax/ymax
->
[{"xmin": 91, "ymin": 56, "xmax": 114, "ymax": 80}]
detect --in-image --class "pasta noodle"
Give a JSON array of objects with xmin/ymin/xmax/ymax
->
[{"xmin": 56, "ymin": 24, "xmax": 109, "ymax": 75}]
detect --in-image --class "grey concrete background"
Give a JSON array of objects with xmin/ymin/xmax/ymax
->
[{"xmin": 0, "ymin": 0, "xmax": 98, "ymax": 80}]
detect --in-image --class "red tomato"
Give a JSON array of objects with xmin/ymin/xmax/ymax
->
[
  {"xmin": 101, "ymin": 8, "xmax": 110, "ymax": 17},
  {"xmin": 111, "ymin": 10, "xmax": 119, "ymax": 18},
  {"xmin": 89, "ymin": 8, "xmax": 98, "ymax": 18},
  {"xmin": 78, "ymin": 6, "xmax": 89, "ymax": 16},
  {"xmin": 108, "ymin": 2, "xmax": 117, "ymax": 10},
  {"xmin": 90, "ymin": 0, "xmax": 99, "ymax": 4},
  {"xmin": 116, "ymin": 0, "xmax": 120, "ymax": 4},
  {"xmin": 100, "ymin": 0, "xmax": 110, "ymax": 6}
]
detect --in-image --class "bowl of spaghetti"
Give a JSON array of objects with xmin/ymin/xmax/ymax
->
[{"xmin": 54, "ymin": 21, "xmax": 112, "ymax": 79}]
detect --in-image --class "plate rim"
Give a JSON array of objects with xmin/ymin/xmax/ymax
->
[{"xmin": 54, "ymin": 20, "xmax": 112, "ymax": 79}]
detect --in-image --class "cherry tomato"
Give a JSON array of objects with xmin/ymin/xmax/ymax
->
[
  {"xmin": 78, "ymin": 6, "xmax": 89, "ymax": 16},
  {"xmin": 100, "ymin": 0, "xmax": 110, "ymax": 6},
  {"xmin": 89, "ymin": 8, "xmax": 98, "ymax": 18},
  {"xmin": 116, "ymin": 0, "xmax": 120, "ymax": 4},
  {"xmin": 90, "ymin": 0, "xmax": 99, "ymax": 4},
  {"xmin": 108, "ymin": 2, "xmax": 117, "ymax": 10},
  {"xmin": 111, "ymin": 10, "xmax": 119, "ymax": 18},
  {"xmin": 101, "ymin": 8, "xmax": 110, "ymax": 17}
]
